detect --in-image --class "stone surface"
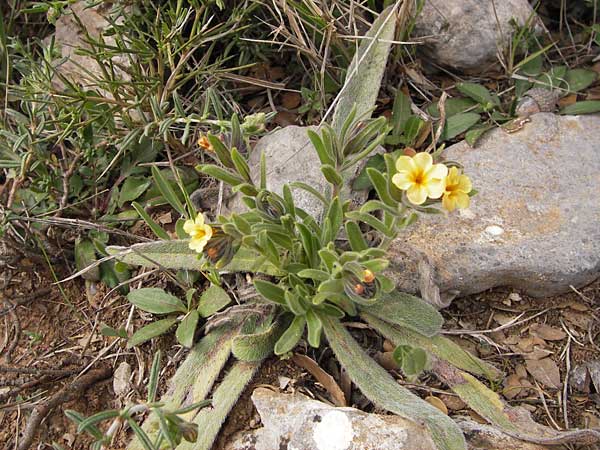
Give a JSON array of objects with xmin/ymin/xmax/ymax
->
[
  {"xmin": 227, "ymin": 387, "xmax": 438, "ymax": 450},
  {"xmin": 413, "ymin": 0, "xmax": 538, "ymax": 71},
  {"xmin": 388, "ymin": 113, "xmax": 600, "ymax": 299},
  {"xmin": 228, "ymin": 126, "xmax": 376, "ymax": 220},
  {"xmin": 226, "ymin": 389, "xmax": 552, "ymax": 450},
  {"xmin": 49, "ymin": 1, "xmax": 130, "ymax": 91}
]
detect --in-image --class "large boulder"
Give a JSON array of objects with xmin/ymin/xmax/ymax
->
[
  {"xmin": 413, "ymin": 0, "xmax": 539, "ymax": 71},
  {"xmin": 388, "ymin": 113, "xmax": 600, "ymax": 300}
]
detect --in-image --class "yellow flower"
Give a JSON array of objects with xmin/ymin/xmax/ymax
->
[
  {"xmin": 183, "ymin": 213, "xmax": 213, "ymax": 253},
  {"xmin": 442, "ymin": 167, "xmax": 472, "ymax": 212},
  {"xmin": 391, "ymin": 152, "xmax": 448, "ymax": 205}
]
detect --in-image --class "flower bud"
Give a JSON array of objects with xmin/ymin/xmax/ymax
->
[
  {"xmin": 255, "ymin": 190, "xmax": 286, "ymax": 221},
  {"xmin": 343, "ymin": 270, "xmax": 381, "ymax": 305},
  {"xmin": 203, "ymin": 228, "xmax": 238, "ymax": 269}
]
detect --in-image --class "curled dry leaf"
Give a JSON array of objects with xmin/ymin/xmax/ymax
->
[
  {"xmin": 425, "ymin": 396, "xmax": 448, "ymax": 415},
  {"xmin": 291, "ymin": 354, "xmax": 346, "ymax": 407}
]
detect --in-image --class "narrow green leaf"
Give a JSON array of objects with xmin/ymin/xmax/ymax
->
[
  {"xmin": 560, "ymin": 100, "xmax": 600, "ymax": 115},
  {"xmin": 151, "ymin": 166, "xmax": 186, "ymax": 217},
  {"xmin": 366, "ymin": 167, "xmax": 396, "ymax": 207},
  {"xmin": 307, "ymin": 129, "xmax": 334, "ymax": 166},
  {"xmin": 132, "ymin": 202, "xmax": 170, "ymax": 240},
  {"xmin": 391, "ymin": 90, "xmax": 412, "ymax": 134},
  {"xmin": 274, "ymin": 316, "xmax": 306, "ymax": 355},
  {"xmin": 403, "ymin": 116, "xmax": 425, "ymax": 146},
  {"xmin": 352, "ymin": 154, "xmax": 385, "ymax": 190},
  {"xmin": 321, "ymin": 164, "xmax": 343, "ymax": 187},
  {"xmin": 147, "ymin": 350, "xmax": 161, "ymax": 403},
  {"xmin": 345, "ymin": 211, "xmax": 394, "ymax": 238},
  {"xmin": 207, "ymin": 133, "xmax": 234, "ymax": 169},
  {"xmin": 297, "ymin": 269, "xmax": 330, "ymax": 281},
  {"xmin": 77, "ymin": 409, "xmax": 120, "ymax": 433},
  {"xmin": 118, "ymin": 176, "xmax": 151, "ymax": 208},
  {"xmin": 182, "ymin": 360, "xmax": 261, "ymax": 450},
  {"xmin": 306, "ymin": 309, "xmax": 323, "ymax": 348},
  {"xmin": 127, "ymin": 288, "xmax": 186, "ymax": 314},
  {"xmin": 361, "ymin": 291, "xmax": 443, "ymax": 337},
  {"xmin": 332, "ymin": 4, "xmax": 398, "ymax": 132},
  {"xmin": 345, "ymin": 221, "xmax": 368, "ymax": 252},
  {"xmin": 199, "ymin": 164, "xmax": 245, "ymax": 186},
  {"xmin": 127, "ymin": 418, "xmax": 154, "ymax": 450},
  {"xmin": 176, "ymin": 310, "xmax": 200, "ymax": 347},
  {"xmin": 128, "ymin": 317, "xmax": 178, "ymax": 347},
  {"xmin": 323, "ymin": 316, "xmax": 467, "ymax": 450},
  {"xmin": 198, "ymin": 284, "xmax": 231, "ymax": 317},
  {"xmin": 230, "ymin": 147, "xmax": 252, "ymax": 183}
]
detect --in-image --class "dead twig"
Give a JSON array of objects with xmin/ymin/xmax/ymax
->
[
  {"xmin": 16, "ymin": 366, "xmax": 112, "ymax": 450},
  {"xmin": 0, "ymin": 287, "xmax": 53, "ymax": 318}
]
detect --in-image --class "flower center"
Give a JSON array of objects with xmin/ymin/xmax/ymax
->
[{"xmin": 412, "ymin": 169, "xmax": 425, "ymax": 185}]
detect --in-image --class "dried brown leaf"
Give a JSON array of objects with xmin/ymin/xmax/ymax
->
[{"xmin": 292, "ymin": 354, "xmax": 346, "ymax": 407}]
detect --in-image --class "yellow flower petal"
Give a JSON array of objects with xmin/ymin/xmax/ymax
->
[
  {"xmin": 426, "ymin": 178, "xmax": 446, "ymax": 199},
  {"xmin": 427, "ymin": 163, "xmax": 448, "ymax": 180},
  {"xmin": 407, "ymin": 184, "xmax": 428, "ymax": 205},
  {"xmin": 391, "ymin": 172, "xmax": 413, "ymax": 190},
  {"xmin": 395, "ymin": 155, "xmax": 416, "ymax": 173},
  {"xmin": 413, "ymin": 152, "xmax": 433, "ymax": 171},
  {"xmin": 195, "ymin": 213, "xmax": 206, "ymax": 226},
  {"xmin": 183, "ymin": 219, "xmax": 196, "ymax": 235},
  {"xmin": 455, "ymin": 192, "xmax": 470, "ymax": 209},
  {"xmin": 458, "ymin": 174, "xmax": 472, "ymax": 193},
  {"xmin": 442, "ymin": 193, "xmax": 457, "ymax": 212}
]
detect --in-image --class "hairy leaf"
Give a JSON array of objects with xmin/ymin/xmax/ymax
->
[
  {"xmin": 127, "ymin": 288, "xmax": 186, "ymax": 314},
  {"xmin": 198, "ymin": 284, "xmax": 231, "ymax": 317},
  {"xmin": 322, "ymin": 316, "xmax": 467, "ymax": 450}
]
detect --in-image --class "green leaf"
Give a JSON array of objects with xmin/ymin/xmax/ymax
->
[
  {"xmin": 198, "ymin": 284, "xmax": 231, "ymax": 317},
  {"xmin": 75, "ymin": 238, "xmax": 100, "ymax": 281},
  {"xmin": 362, "ymin": 313, "xmax": 501, "ymax": 380},
  {"xmin": 207, "ymin": 133, "xmax": 234, "ymax": 169},
  {"xmin": 107, "ymin": 241, "xmax": 283, "ymax": 275},
  {"xmin": 560, "ymin": 100, "xmax": 600, "ymax": 115},
  {"xmin": 274, "ymin": 316, "xmax": 306, "ymax": 355},
  {"xmin": 297, "ymin": 269, "xmax": 331, "ymax": 281},
  {"xmin": 565, "ymin": 68, "xmax": 597, "ymax": 92},
  {"xmin": 232, "ymin": 319, "xmax": 286, "ymax": 362},
  {"xmin": 128, "ymin": 317, "xmax": 178, "ymax": 347},
  {"xmin": 441, "ymin": 112, "xmax": 481, "ymax": 141},
  {"xmin": 118, "ymin": 176, "xmax": 151, "ymax": 208},
  {"xmin": 176, "ymin": 310, "xmax": 200, "ymax": 348},
  {"xmin": 151, "ymin": 166, "xmax": 186, "ymax": 217},
  {"xmin": 253, "ymin": 279, "xmax": 286, "ymax": 305},
  {"xmin": 367, "ymin": 167, "xmax": 396, "ymax": 207},
  {"xmin": 198, "ymin": 164, "xmax": 245, "ymax": 187},
  {"xmin": 188, "ymin": 360, "xmax": 262, "ymax": 450},
  {"xmin": 456, "ymin": 82, "xmax": 499, "ymax": 109},
  {"xmin": 147, "ymin": 350, "xmax": 161, "ymax": 402},
  {"xmin": 345, "ymin": 211, "xmax": 394, "ymax": 238},
  {"xmin": 331, "ymin": 4, "xmax": 398, "ymax": 133},
  {"xmin": 230, "ymin": 147, "xmax": 252, "ymax": 183},
  {"xmin": 77, "ymin": 409, "xmax": 120, "ymax": 433},
  {"xmin": 127, "ymin": 288, "xmax": 187, "ymax": 314},
  {"xmin": 403, "ymin": 116, "xmax": 425, "ymax": 146},
  {"xmin": 465, "ymin": 125, "xmax": 494, "ymax": 147},
  {"xmin": 427, "ymin": 97, "xmax": 478, "ymax": 119},
  {"xmin": 391, "ymin": 90, "xmax": 412, "ymax": 134},
  {"xmin": 131, "ymin": 202, "xmax": 170, "ymax": 240},
  {"xmin": 307, "ymin": 129, "xmax": 334, "ymax": 166},
  {"xmin": 306, "ymin": 309, "xmax": 323, "ymax": 348},
  {"xmin": 393, "ymin": 345, "xmax": 428, "ymax": 376},
  {"xmin": 345, "ymin": 221, "xmax": 368, "ymax": 252},
  {"xmin": 534, "ymin": 65, "xmax": 567, "ymax": 90},
  {"xmin": 322, "ymin": 316, "xmax": 467, "ymax": 450},
  {"xmin": 321, "ymin": 164, "xmax": 343, "ymax": 187}
]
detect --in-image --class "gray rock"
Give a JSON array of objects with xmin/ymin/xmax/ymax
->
[
  {"xmin": 48, "ymin": 1, "xmax": 131, "ymax": 92},
  {"xmin": 227, "ymin": 387, "xmax": 438, "ymax": 450},
  {"xmin": 414, "ymin": 0, "xmax": 538, "ymax": 71},
  {"xmin": 388, "ymin": 113, "xmax": 600, "ymax": 299},
  {"xmin": 228, "ymin": 126, "xmax": 375, "ymax": 220},
  {"xmin": 226, "ymin": 389, "xmax": 552, "ymax": 450}
]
